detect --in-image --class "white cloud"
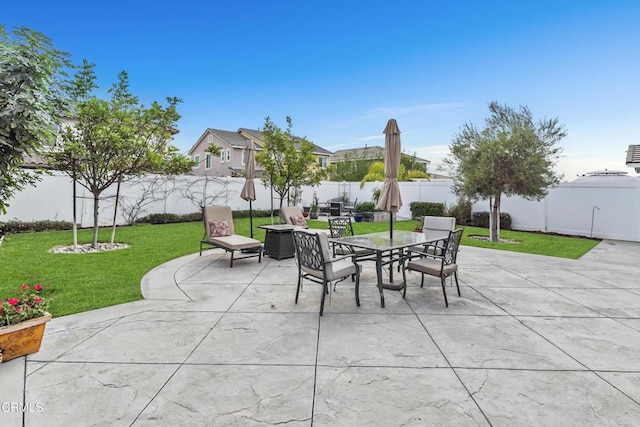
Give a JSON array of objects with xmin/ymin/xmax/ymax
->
[
  {"xmin": 362, "ymin": 102, "xmax": 471, "ymax": 119},
  {"xmin": 359, "ymin": 134, "xmax": 384, "ymax": 141}
]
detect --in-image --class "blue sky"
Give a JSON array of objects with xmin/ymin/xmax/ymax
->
[{"xmin": 5, "ymin": 1, "xmax": 640, "ymax": 180}]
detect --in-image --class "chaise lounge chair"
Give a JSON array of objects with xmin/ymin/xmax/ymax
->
[
  {"xmin": 200, "ymin": 205, "xmax": 263, "ymax": 267},
  {"xmin": 280, "ymin": 206, "xmax": 330, "ymax": 235}
]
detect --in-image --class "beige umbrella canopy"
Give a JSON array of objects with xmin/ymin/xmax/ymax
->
[
  {"xmin": 240, "ymin": 141, "xmax": 256, "ymax": 237},
  {"xmin": 376, "ymin": 119, "xmax": 403, "ymax": 238}
]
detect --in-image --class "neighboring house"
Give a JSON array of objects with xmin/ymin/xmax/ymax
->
[
  {"xmin": 187, "ymin": 128, "xmax": 333, "ymax": 177},
  {"xmin": 626, "ymin": 145, "xmax": 640, "ymax": 174},
  {"xmin": 330, "ymin": 145, "xmax": 431, "ymax": 181},
  {"xmin": 331, "ymin": 146, "xmax": 430, "ymax": 172},
  {"xmin": 573, "ymin": 169, "xmax": 636, "ymax": 183}
]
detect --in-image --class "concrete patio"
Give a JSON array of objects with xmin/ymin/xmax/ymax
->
[{"xmin": 3, "ymin": 239, "xmax": 640, "ymax": 426}]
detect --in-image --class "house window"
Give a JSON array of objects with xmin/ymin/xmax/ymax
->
[
  {"xmin": 318, "ymin": 156, "xmax": 328, "ymax": 168},
  {"xmin": 241, "ymin": 149, "xmax": 246, "ymax": 166},
  {"xmin": 205, "ymin": 153, "xmax": 212, "ymax": 169},
  {"xmin": 193, "ymin": 154, "xmax": 200, "ymax": 168},
  {"xmin": 207, "ymin": 134, "xmax": 213, "ymax": 144},
  {"xmin": 220, "ymin": 149, "xmax": 225, "ymax": 163},
  {"xmin": 226, "ymin": 149, "xmax": 231, "ymax": 162}
]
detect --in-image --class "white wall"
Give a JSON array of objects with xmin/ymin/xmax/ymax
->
[{"xmin": 2, "ymin": 174, "xmax": 640, "ymax": 242}]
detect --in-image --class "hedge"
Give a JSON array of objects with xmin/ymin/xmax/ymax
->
[
  {"xmin": 137, "ymin": 209, "xmax": 275, "ymax": 224},
  {"xmin": 0, "ymin": 220, "xmax": 74, "ymax": 235},
  {"xmin": 409, "ymin": 202, "xmax": 445, "ymax": 219},
  {"xmin": 470, "ymin": 211, "xmax": 512, "ymax": 230},
  {"xmin": 447, "ymin": 200, "xmax": 473, "ymax": 225}
]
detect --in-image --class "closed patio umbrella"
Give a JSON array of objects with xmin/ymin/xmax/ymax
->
[
  {"xmin": 240, "ymin": 141, "xmax": 257, "ymax": 238},
  {"xmin": 376, "ymin": 119, "xmax": 403, "ymax": 239}
]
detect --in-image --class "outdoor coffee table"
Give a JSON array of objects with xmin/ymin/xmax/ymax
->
[{"xmin": 330, "ymin": 230, "xmax": 450, "ymax": 307}]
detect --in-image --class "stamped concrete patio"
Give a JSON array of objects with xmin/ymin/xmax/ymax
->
[{"xmin": 4, "ymin": 239, "xmax": 640, "ymax": 426}]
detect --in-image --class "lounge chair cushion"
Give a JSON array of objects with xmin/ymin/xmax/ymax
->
[
  {"xmin": 290, "ymin": 215, "xmax": 308, "ymax": 228},
  {"xmin": 208, "ymin": 220, "xmax": 231, "ymax": 237},
  {"xmin": 208, "ymin": 234, "xmax": 263, "ymax": 251}
]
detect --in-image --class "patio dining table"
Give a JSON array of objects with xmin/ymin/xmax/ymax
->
[{"xmin": 330, "ymin": 230, "xmax": 450, "ymax": 307}]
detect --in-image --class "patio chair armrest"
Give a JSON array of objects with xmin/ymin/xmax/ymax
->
[{"xmin": 326, "ymin": 252, "xmax": 358, "ymax": 264}]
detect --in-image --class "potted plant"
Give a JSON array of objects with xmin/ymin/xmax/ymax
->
[
  {"xmin": 0, "ymin": 284, "xmax": 52, "ymax": 363},
  {"xmin": 309, "ymin": 194, "xmax": 319, "ymax": 220},
  {"xmin": 354, "ymin": 201, "xmax": 376, "ymax": 222}
]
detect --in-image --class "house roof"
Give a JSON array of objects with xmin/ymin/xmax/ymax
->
[
  {"xmin": 573, "ymin": 169, "xmax": 637, "ymax": 183},
  {"xmin": 240, "ymin": 128, "xmax": 333, "ymax": 156},
  {"xmin": 21, "ymin": 152, "xmax": 53, "ymax": 169},
  {"xmin": 332, "ymin": 146, "xmax": 385, "ymax": 162},
  {"xmin": 331, "ymin": 146, "xmax": 430, "ymax": 164},
  {"xmin": 190, "ymin": 127, "xmax": 333, "ymax": 156},
  {"xmin": 626, "ymin": 145, "xmax": 640, "ymax": 173},
  {"xmin": 208, "ymin": 129, "xmax": 252, "ymax": 149}
]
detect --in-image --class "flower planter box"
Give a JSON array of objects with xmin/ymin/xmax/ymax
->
[{"xmin": 0, "ymin": 313, "xmax": 51, "ymax": 362}]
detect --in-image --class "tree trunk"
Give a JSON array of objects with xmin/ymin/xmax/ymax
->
[
  {"xmin": 110, "ymin": 178, "xmax": 122, "ymax": 245},
  {"xmin": 490, "ymin": 192, "xmax": 501, "ymax": 242},
  {"xmin": 72, "ymin": 177, "xmax": 78, "ymax": 250},
  {"xmin": 92, "ymin": 191, "xmax": 100, "ymax": 248}
]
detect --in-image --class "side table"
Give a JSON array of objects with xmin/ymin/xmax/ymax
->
[{"xmin": 258, "ymin": 224, "xmax": 296, "ymax": 260}]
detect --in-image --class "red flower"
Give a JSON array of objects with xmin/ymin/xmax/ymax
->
[
  {"xmin": 15, "ymin": 307, "xmax": 21, "ymax": 313},
  {"xmin": 34, "ymin": 297, "xmax": 42, "ymax": 304},
  {"xmin": 7, "ymin": 298, "xmax": 19, "ymax": 306},
  {"xmin": 34, "ymin": 284, "xmax": 43, "ymax": 292},
  {"xmin": 21, "ymin": 284, "xmax": 30, "ymax": 290}
]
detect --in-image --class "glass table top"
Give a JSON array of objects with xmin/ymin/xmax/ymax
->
[{"xmin": 330, "ymin": 230, "xmax": 450, "ymax": 251}]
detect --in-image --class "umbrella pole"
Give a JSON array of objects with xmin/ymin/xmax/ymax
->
[{"xmin": 249, "ymin": 200, "xmax": 254, "ymax": 238}]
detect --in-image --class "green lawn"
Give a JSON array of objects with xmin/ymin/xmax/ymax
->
[{"xmin": 0, "ymin": 218, "xmax": 599, "ymax": 318}]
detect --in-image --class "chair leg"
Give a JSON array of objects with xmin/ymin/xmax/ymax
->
[
  {"xmin": 320, "ymin": 280, "xmax": 328, "ymax": 316},
  {"xmin": 229, "ymin": 250, "xmax": 234, "ymax": 268},
  {"xmin": 295, "ymin": 270, "xmax": 302, "ymax": 304},
  {"xmin": 355, "ymin": 269, "xmax": 361, "ymax": 307},
  {"xmin": 420, "ymin": 273, "xmax": 425, "ymax": 288},
  {"xmin": 258, "ymin": 247, "xmax": 262, "ymax": 263},
  {"xmin": 454, "ymin": 272, "xmax": 461, "ymax": 297},
  {"xmin": 200, "ymin": 242, "xmax": 203, "ymax": 256},
  {"xmin": 401, "ymin": 266, "xmax": 407, "ymax": 298},
  {"xmin": 441, "ymin": 276, "xmax": 449, "ymax": 307}
]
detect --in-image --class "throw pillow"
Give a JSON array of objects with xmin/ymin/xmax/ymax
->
[
  {"xmin": 290, "ymin": 215, "xmax": 308, "ymax": 228},
  {"xmin": 208, "ymin": 220, "xmax": 230, "ymax": 237}
]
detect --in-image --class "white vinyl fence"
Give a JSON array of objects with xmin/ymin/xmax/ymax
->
[{"xmin": 2, "ymin": 172, "xmax": 640, "ymax": 242}]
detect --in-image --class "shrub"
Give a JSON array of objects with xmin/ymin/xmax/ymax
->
[
  {"xmin": 409, "ymin": 202, "xmax": 445, "ymax": 219},
  {"xmin": 354, "ymin": 201, "xmax": 376, "ymax": 213},
  {"xmin": 137, "ymin": 213, "xmax": 182, "ymax": 224},
  {"xmin": 138, "ymin": 209, "xmax": 275, "ymax": 224},
  {"xmin": 470, "ymin": 212, "xmax": 512, "ymax": 230},
  {"xmin": 234, "ymin": 209, "xmax": 275, "ymax": 218},
  {"xmin": 447, "ymin": 199, "xmax": 473, "ymax": 225},
  {"xmin": 180, "ymin": 212, "xmax": 203, "ymax": 222},
  {"xmin": 0, "ymin": 220, "xmax": 74, "ymax": 235}
]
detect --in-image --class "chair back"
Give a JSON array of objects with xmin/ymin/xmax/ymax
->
[
  {"xmin": 423, "ymin": 216, "xmax": 456, "ymax": 234},
  {"xmin": 203, "ymin": 205, "xmax": 236, "ymax": 235},
  {"xmin": 328, "ymin": 216, "xmax": 354, "ymax": 238},
  {"xmin": 292, "ymin": 230, "xmax": 332, "ymax": 272},
  {"xmin": 280, "ymin": 206, "xmax": 306, "ymax": 226},
  {"xmin": 443, "ymin": 228, "xmax": 464, "ymax": 265}
]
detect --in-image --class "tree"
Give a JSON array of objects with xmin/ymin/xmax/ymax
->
[
  {"xmin": 255, "ymin": 116, "xmax": 326, "ymax": 216},
  {"xmin": 444, "ymin": 101, "xmax": 566, "ymax": 242},
  {"xmin": 0, "ymin": 26, "xmax": 70, "ymax": 214},
  {"xmin": 334, "ymin": 149, "xmax": 382, "ymax": 182},
  {"xmin": 48, "ymin": 64, "xmax": 193, "ymax": 247}
]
